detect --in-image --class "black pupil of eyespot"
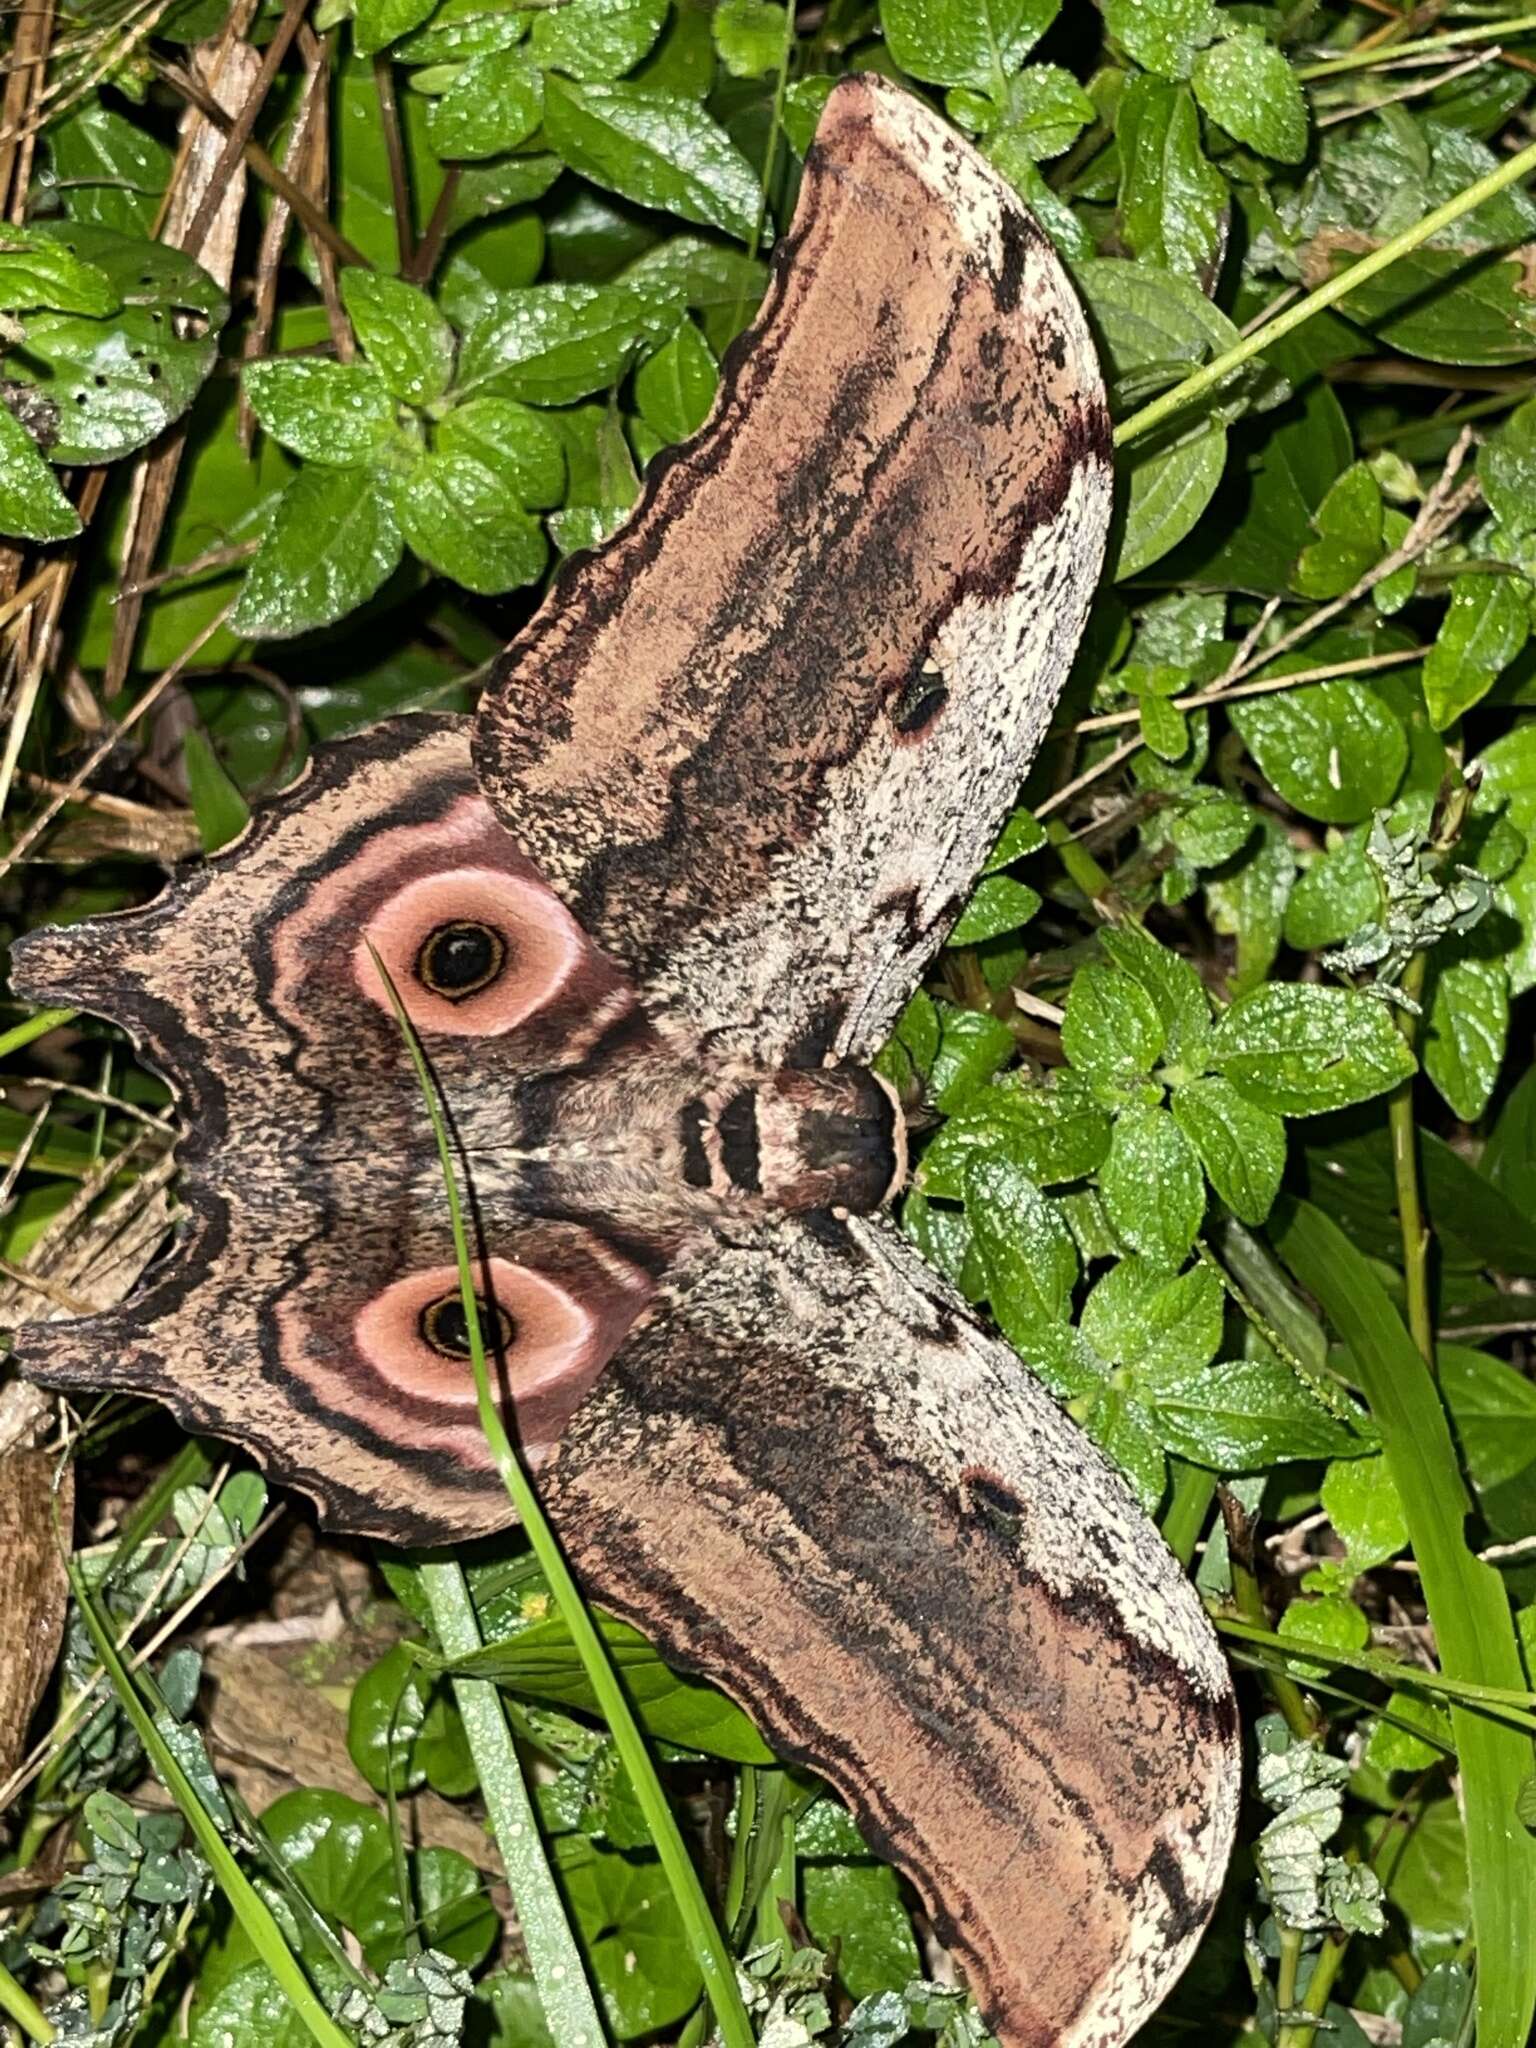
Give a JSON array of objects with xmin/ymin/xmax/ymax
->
[
  {"xmin": 418, "ymin": 920, "xmax": 503, "ymax": 998},
  {"xmin": 422, "ymin": 1294, "xmax": 513, "ymax": 1358}
]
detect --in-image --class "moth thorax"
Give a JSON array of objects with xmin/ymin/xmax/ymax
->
[{"xmin": 751, "ymin": 1063, "xmax": 906, "ymax": 1215}]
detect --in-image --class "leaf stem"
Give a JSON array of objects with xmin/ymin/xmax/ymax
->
[
  {"xmin": 1114, "ymin": 126, "xmax": 1536, "ymax": 450},
  {"xmin": 415, "ymin": 1559, "xmax": 608, "ymax": 2048},
  {"xmin": 1225, "ymin": 1509, "xmax": 1318, "ymax": 1741},
  {"xmin": 0, "ymin": 1961, "xmax": 54, "ymax": 2045},
  {"xmin": 1298, "ymin": 13, "xmax": 1536, "ymax": 79},
  {"xmin": 1388, "ymin": 953, "xmax": 1434, "ymax": 1368},
  {"xmin": 1276, "ymin": 1929, "xmax": 1349, "ymax": 2048}
]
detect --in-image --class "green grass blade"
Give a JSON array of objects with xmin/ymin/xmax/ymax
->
[
  {"xmin": 1115, "ymin": 127, "xmax": 1536, "ymax": 450},
  {"xmin": 66, "ymin": 1556, "xmax": 354, "ymax": 2048},
  {"xmin": 0, "ymin": 1008, "xmax": 77, "ymax": 1060},
  {"xmin": 1274, "ymin": 1197, "xmax": 1536, "ymax": 2048},
  {"xmin": 372, "ymin": 947, "xmax": 757, "ymax": 2048}
]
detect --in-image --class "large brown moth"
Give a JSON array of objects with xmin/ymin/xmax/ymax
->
[{"xmin": 9, "ymin": 75, "xmax": 1240, "ymax": 2048}]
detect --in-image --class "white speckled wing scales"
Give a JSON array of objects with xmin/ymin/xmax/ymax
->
[
  {"xmin": 473, "ymin": 74, "xmax": 1112, "ymax": 1065},
  {"xmin": 543, "ymin": 1213, "xmax": 1240, "ymax": 2048}
]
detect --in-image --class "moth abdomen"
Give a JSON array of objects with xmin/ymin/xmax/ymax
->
[
  {"xmin": 752, "ymin": 1063, "xmax": 906, "ymax": 1215},
  {"xmin": 669, "ymin": 1062, "xmax": 904, "ymax": 1218}
]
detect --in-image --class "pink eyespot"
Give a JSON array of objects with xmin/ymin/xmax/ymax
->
[
  {"xmin": 353, "ymin": 866, "xmax": 585, "ymax": 1037},
  {"xmin": 352, "ymin": 1259, "xmax": 597, "ymax": 1412}
]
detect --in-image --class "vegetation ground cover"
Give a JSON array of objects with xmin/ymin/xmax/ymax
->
[{"xmin": 3, "ymin": 2, "xmax": 1536, "ymax": 2045}]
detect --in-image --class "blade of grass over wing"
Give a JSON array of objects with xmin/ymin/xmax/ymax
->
[
  {"xmin": 371, "ymin": 945, "xmax": 757, "ymax": 2048},
  {"xmin": 1274, "ymin": 1198, "xmax": 1536, "ymax": 2048},
  {"xmin": 65, "ymin": 1554, "xmax": 354, "ymax": 2048}
]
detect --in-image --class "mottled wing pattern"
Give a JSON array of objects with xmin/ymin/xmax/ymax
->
[
  {"xmin": 544, "ymin": 1212, "xmax": 1239, "ymax": 2048},
  {"xmin": 8, "ymin": 719, "xmax": 663, "ymax": 1542},
  {"xmin": 474, "ymin": 73, "xmax": 1111, "ymax": 1065}
]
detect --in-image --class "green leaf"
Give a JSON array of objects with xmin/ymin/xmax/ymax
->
[
  {"xmin": 456, "ymin": 281, "xmax": 680, "ymax": 405},
  {"xmin": 1423, "ymin": 574, "xmax": 1530, "ymax": 730},
  {"xmin": 1484, "ymin": 1065, "xmax": 1536, "ymax": 1223},
  {"xmin": 1321, "ymin": 1452, "xmax": 1406, "ymax": 1573},
  {"xmin": 801, "ymin": 1861, "xmax": 921, "ymax": 2003},
  {"xmin": 395, "ymin": 452, "xmax": 548, "ymax": 594},
  {"xmin": 1171, "ymin": 1075, "xmax": 1286, "ymax": 1225},
  {"xmin": 531, "ymin": 0, "xmax": 669, "ymax": 80},
  {"xmin": 712, "ymin": 0, "xmax": 786, "ymax": 78},
  {"xmin": 1285, "ymin": 836, "xmax": 1382, "ymax": 952},
  {"xmin": 48, "ymin": 104, "xmax": 173, "ymax": 235},
  {"xmin": 620, "ymin": 234, "xmax": 767, "ymax": 354},
  {"xmin": 984, "ymin": 64, "xmax": 1095, "ymax": 160},
  {"xmin": 437, "ymin": 396, "xmax": 565, "ymax": 506},
  {"xmin": 182, "ymin": 729, "xmax": 251, "ymax": 854},
  {"xmin": 916, "ymin": 1078, "xmax": 1111, "ymax": 1198},
  {"xmin": 1423, "ymin": 952, "xmax": 1508, "ymax": 1123},
  {"xmin": 341, "ymin": 272, "xmax": 456, "ymax": 406},
  {"xmin": 556, "ymin": 1833, "xmax": 703, "ymax": 2038},
  {"xmin": 353, "ymin": 0, "xmax": 437, "ymax": 54},
  {"xmin": 426, "ymin": 48, "xmax": 544, "ymax": 159},
  {"xmin": 232, "ymin": 466, "xmax": 403, "ymax": 639},
  {"xmin": 1210, "ymin": 983, "xmax": 1416, "ymax": 1115},
  {"xmin": 633, "ymin": 316, "xmax": 717, "ymax": 444},
  {"xmin": 1074, "ymin": 260, "xmax": 1239, "ymax": 578},
  {"xmin": 1230, "ymin": 679, "xmax": 1407, "ymax": 825},
  {"xmin": 1192, "ymin": 30, "xmax": 1309, "ymax": 163},
  {"xmin": 1477, "ymin": 723, "xmax": 1536, "ymax": 994},
  {"xmin": 204, "ymin": 1788, "xmax": 496, "ymax": 1995},
  {"xmin": 1168, "ymin": 793, "xmax": 1255, "ymax": 868},
  {"xmin": 396, "ymin": 0, "xmax": 531, "ymax": 63},
  {"xmin": 1116, "ymin": 76, "xmax": 1226, "ymax": 281},
  {"xmin": 948, "ymin": 873, "xmax": 1041, "ymax": 945},
  {"xmin": 0, "ymin": 231, "xmax": 118, "ymax": 314},
  {"xmin": 1100, "ymin": 1102, "xmax": 1205, "ymax": 1269},
  {"xmin": 12, "ymin": 269, "xmax": 222, "ymax": 464},
  {"xmin": 1153, "ymin": 1357, "xmax": 1364, "ymax": 1470},
  {"xmin": 1061, "ymin": 963, "xmax": 1165, "ymax": 1095},
  {"xmin": 1081, "ymin": 1256, "xmax": 1221, "ymax": 1375},
  {"xmin": 243, "ymin": 360, "xmax": 395, "ymax": 466},
  {"xmin": 1345, "ymin": 247, "xmax": 1536, "ymax": 369},
  {"xmin": 1440, "ymin": 1343, "xmax": 1536, "ymax": 1545},
  {"xmin": 348, "ymin": 1642, "xmax": 477, "ymax": 1797},
  {"xmin": 1204, "ymin": 814, "xmax": 1296, "ymax": 995},
  {"xmin": 966, "ymin": 1152, "xmax": 1078, "ymax": 1342},
  {"xmin": 543, "ymin": 79, "xmax": 763, "ymax": 244},
  {"xmin": 1293, "ymin": 462, "xmax": 1383, "ymax": 600},
  {"xmin": 0, "ymin": 401, "xmax": 79, "ymax": 543},
  {"xmin": 928, "ymin": 1002, "xmax": 1017, "ymax": 1112},
  {"xmin": 1102, "ymin": 0, "xmax": 1217, "ymax": 77},
  {"xmin": 1275, "ymin": 1201, "xmax": 1536, "ymax": 2048},
  {"xmin": 463, "ymin": 1608, "xmax": 773, "ymax": 1762},
  {"xmin": 1140, "ymin": 690, "xmax": 1189, "ymax": 759},
  {"xmin": 881, "ymin": 0, "xmax": 1058, "ymax": 90},
  {"xmin": 1479, "ymin": 396, "xmax": 1536, "ymax": 537},
  {"xmin": 983, "ymin": 804, "xmax": 1047, "ymax": 870}
]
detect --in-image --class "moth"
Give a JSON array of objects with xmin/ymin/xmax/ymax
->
[{"xmin": 11, "ymin": 75, "xmax": 1240, "ymax": 2048}]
